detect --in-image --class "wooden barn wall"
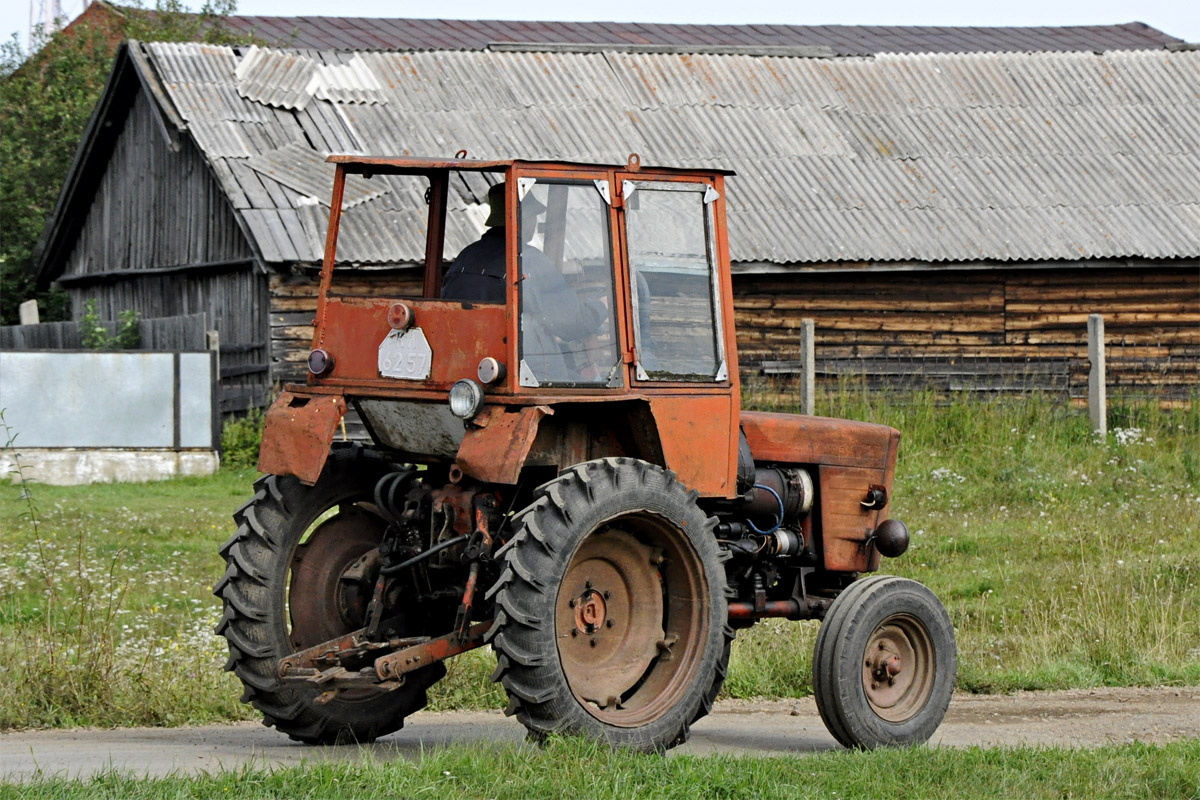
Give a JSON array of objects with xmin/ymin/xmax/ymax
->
[
  {"xmin": 734, "ymin": 266, "xmax": 1199, "ymax": 400},
  {"xmin": 71, "ymin": 269, "xmax": 270, "ymax": 414},
  {"xmin": 62, "ymin": 89, "xmax": 253, "ymax": 280}
]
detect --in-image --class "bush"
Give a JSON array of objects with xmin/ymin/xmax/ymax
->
[{"xmin": 220, "ymin": 407, "xmax": 264, "ymax": 470}]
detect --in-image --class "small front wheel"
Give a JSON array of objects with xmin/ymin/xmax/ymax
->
[{"xmin": 812, "ymin": 576, "xmax": 955, "ymax": 748}]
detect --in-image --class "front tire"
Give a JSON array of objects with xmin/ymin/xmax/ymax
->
[
  {"xmin": 811, "ymin": 575, "xmax": 956, "ymax": 748},
  {"xmin": 213, "ymin": 444, "xmax": 445, "ymax": 744},
  {"xmin": 487, "ymin": 458, "xmax": 733, "ymax": 752}
]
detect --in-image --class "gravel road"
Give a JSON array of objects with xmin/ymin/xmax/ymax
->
[{"xmin": 1, "ymin": 687, "xmax": 1196, "ymax": 782}]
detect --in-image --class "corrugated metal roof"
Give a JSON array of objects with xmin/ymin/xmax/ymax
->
[
  {"xmin": 235, "ymin": 46, "xmax": 318, "ymax": 110},
  {"xmin": 218, "ymin": 17, "xmax": 1185, "ymax": 55},
  {"xmin": 142, "ymin": 42, "xmax": 1200, "ymax": 265}
]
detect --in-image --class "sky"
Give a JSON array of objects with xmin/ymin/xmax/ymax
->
[{"xmin": 5, "ymin": 0, "xmax": 1199, "ymax": 55}]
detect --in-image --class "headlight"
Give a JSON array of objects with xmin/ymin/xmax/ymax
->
[{"xmin": 448, "ymin": 379, "xmax": 485, "ymax": 420}]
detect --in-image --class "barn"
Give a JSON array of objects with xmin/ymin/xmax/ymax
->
[{"xmin": 32, "ymin": 18, "xmax": 1200, "ymax": 412}]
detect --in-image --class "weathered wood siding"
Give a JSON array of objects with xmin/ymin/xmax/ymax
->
[
  {"xmin": 735, "ymin": 266, "xmax": 1199, "ymax": 400},
  {"xmin": 61, "ymin": 90, "xmax": 252, "ymax": 279},
  {"xmin": 54, "ymin": 86, "xmax": 268, "ymax": 413}
]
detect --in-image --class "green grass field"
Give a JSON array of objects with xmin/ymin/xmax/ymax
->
[
  {"xmin": 1, "ymin": 390, "xmax": 1197, "ymax": 730},
  {"xmin": 3, "ymin": 738, "xmax": 1198, "ymax": 799}
]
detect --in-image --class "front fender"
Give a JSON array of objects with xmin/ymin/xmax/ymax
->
[{"xmin": 257, "ymin": 391, "xmax": 347, "ymax": 484}]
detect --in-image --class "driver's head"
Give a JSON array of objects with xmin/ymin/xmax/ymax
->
[{"xmin": 483, "ymin": 182, "xmax": 546, "ymax": 241}]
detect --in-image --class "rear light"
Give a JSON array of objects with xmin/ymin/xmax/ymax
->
[
  {"xmin": 307, "ymin": 348, "xmax": 334, "ymax": 376},
  {"xmin": 477, "ymin": 357, "xmax": 506, "ymax": 385},
  {"xmin": 388, "ymin": 302, "xmax": 414, "ymax": 330}
]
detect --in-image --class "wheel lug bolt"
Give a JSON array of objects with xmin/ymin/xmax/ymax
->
[
  {"xmin": 871, "ymin": 682, "xmax": 879, "ymax": 690},
  {"xmin": 568, "ymin": 599, "xmax": 576, "ymax": 608},
  {"xmin": 590, "ymin": 638, "xmax": 597, "ymax": 647},
  {"xmin": 603, "ymin": 590, "xmax": 612, "ymax": 599},
  {"xmin": 585, "ymin": 580, "xmax": 593, "ymax": 589},
  {"xmin": 571, "ymin": 630, "xmax": 578, "ymax": 637},
  {"xmin": 606, "ymin": 619, "xmax": 614, "ymax": 628},
  {"xmin": 888, "ymin": 678, "xmax": 895, "ymax": 686}
]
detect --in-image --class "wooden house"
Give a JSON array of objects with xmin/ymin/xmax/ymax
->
[{"xmin": 33, "ymin": 18, "xmax": 1200, "ymax": 410}]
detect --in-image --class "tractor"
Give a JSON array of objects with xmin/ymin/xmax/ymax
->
[{"xmin": 214, "ymin": 154, "xmax": 956, "ymax": 752}]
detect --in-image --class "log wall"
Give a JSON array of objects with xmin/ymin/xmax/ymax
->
[{"xmin": 735, "ymin": 266, "xmax": 1199, "ymax": 400}]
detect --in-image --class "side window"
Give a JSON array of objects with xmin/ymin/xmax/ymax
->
[
  {"xmin": 518, "ymin": 180, "xmax": 620, "ymax": 387},
  {"xmin": 624, "ymin": 182, "xmax": 725, "ymax": 381}
]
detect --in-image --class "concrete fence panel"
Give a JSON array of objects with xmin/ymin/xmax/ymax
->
[{"xmin": 0, "ymin": 351, "xmax": 218, "ymax": 485}]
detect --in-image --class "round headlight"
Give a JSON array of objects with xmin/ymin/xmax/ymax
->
[
  {"xmin": 448, "ymin": 379, "xmax": 485, "ymax": 420},
  {"xmin": 307, "ymin": 348, "xmax": 334, "ymax": 376}
]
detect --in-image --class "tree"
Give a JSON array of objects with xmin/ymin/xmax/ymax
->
[{"xmin": 0, "ymin": 1, "xmax": 248, "ymax": 325}]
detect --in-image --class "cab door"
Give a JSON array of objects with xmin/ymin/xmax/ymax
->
[
  {"xmin": 616, "ymin": 173, "xmax": 740, "ymax": 497},
  {"xmin": 508, "ymin": 168, "xmax": 625, "ymax": 391}
]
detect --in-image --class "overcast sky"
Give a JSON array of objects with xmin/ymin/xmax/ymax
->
[{"xmin": 6, "ymin": 0, "xmax": 1198, "ymax": 55}]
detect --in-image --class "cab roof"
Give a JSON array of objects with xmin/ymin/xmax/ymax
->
[{"xmin": 326, "ymin": 154, "xmax": 736, "ymax": 177}]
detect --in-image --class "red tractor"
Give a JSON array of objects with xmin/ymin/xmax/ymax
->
[{"xmin": 215, "ymin": 154, "xmax": 955, "ymax": 752}]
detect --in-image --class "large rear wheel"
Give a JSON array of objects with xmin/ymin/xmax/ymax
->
[
  {"xmin": 488, "ymin": 458, "xmax": 733, "ymax": 752},
  {"xmin": 811, "ymin": 575, "xmax": 955, "ymax": 748},
  {"xmin": 213, "ymin": 444, "xmax": 445, "ymax": 744}
]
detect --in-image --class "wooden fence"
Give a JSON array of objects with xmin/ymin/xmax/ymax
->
[{"xmin": 0, "ymin": 313, "xmax": 207, "ymax": 351}]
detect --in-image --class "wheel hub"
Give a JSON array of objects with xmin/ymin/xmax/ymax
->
[
  {"xmin": 572, "ymin": 588, "xmax": 608, "ymax": 635},
  {"xmin": 288, "ymin": 506, "xmax": 387, "ymax": 650},
  {"xmin": 861, "ymin": 616, "xmax": 935, "ymax": 722},
  {"xmin": 558, "ymin": 530, "xmax": 665, "ymax": 711}
]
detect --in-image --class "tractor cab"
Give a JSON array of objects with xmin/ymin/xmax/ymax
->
[{"xmin": 261, "ymin": 155, "xmax": 741, "ymax": 496}]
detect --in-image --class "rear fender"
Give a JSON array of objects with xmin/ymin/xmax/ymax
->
[{"xmin": 257, "ymin": 391, "xmax": 347, "ymax": 484}]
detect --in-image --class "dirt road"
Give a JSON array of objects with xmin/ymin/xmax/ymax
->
[{"xmin": 1, "ymin": 687, "xmax": 1196, "ymax": 781}]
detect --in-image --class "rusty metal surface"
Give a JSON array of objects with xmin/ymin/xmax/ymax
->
[
  {"xmin": 726, "ymin": 598, "xmax": 830, "ymax": 620},
  {"xmin": 819, "ymin": 465, "xmax": 886, "ymax": 573},
  {"xmin": 455, "ymin": 405, "xmax": 550, "ymax": 484},
  {"xmin": 374, "ymin": 621, "xmax": 492, "ymax": 680},
  {"xmin": 740, "ymin": 412, "xmax": 898, "ymax": 471},
  {"xmin": 314, "ymin": 298, "xmax": 507, "ymax": 389},
  {"xmin": 257, "ymin": 391, "xmax": 347, "ymax": 483},
  {"xmin": 216, "ymin": 16, "xmax": 1182, "ymax": 55},
  {"xmin": 649, "ymin": 394, "xmax": 737, "ymax": 495}
]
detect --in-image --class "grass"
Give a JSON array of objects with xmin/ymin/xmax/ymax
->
[
  {"xmin": 2, "ymin": 738, "xmax": 1198, "ymax": 799},
  {"xmin": 1, "ymin": 388, "xmax": 1197, "ymax": 729}
]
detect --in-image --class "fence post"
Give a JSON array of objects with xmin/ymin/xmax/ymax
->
[
  {"xmin": 799, "ymin": 318, "xmax": 815, "ymax": 416},
  {"xmin": 206, "ymin": 329, "xmax": 220, "ymax": 390},
  {"xmin": 18, "ymin": 300, "xmax": 39, "ymax": 325},
  {"xmin": 1087, "ymin": 313, "xmax": 1106, "ymax": 438}
]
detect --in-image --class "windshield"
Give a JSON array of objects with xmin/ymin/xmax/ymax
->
[
  {"xmin": 517, "ymin": 180, "xmax": 620, "ymax": 387},
  {"xmin": 624, "ymin": 181, "xmax": 724, "ymax": 381}
]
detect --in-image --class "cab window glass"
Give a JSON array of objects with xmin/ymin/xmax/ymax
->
[
  {"xmin": 625, "ymin": 184, "xmax": 723, "ymax": 380},
  {"xmin": 518, "ymin": 181, "xmax": 620, "ymax": 387}
]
